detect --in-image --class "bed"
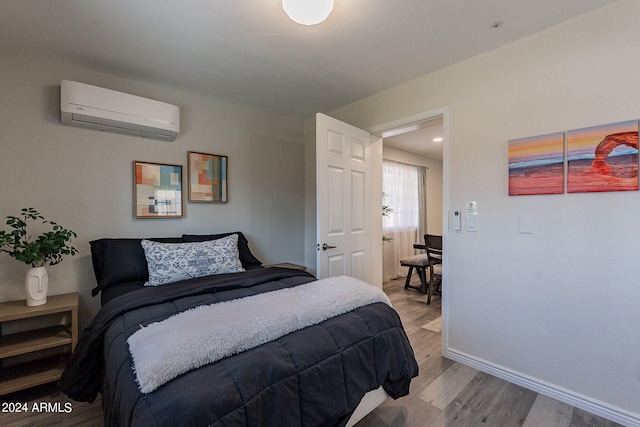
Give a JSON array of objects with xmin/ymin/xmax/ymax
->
[{"xmin": 59, "ymin": 232, "xmax": 418, "ymax": 426}]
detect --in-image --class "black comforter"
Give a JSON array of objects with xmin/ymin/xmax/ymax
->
[{"xmin": 59, "ymin": 268, "xmax": 418, "ymax": 427}]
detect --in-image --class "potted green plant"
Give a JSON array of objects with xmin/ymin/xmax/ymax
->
[
  {"xmin": 382, "ymin": 193, "xmax": 393, "ymax": 242},
  {"xmin": 0, "ymin": 208, "xmax": 78, "ymax": 306}
]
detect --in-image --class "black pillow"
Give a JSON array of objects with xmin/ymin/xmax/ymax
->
[
  {"xmin": 182, "ymin": 232, "xmax": 262, "ymax": 268},
  {"xmin": 89, "ymin": 237, "xmax": 184, "ymax": 296}
]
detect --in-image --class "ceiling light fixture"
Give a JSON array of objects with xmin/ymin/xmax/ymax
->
[
  {"xmin": 433, "ymin": 137, "xmax": 443, "ymax": 142},
  {"xmin": 282, "ymin": 0, "xmax": 334, "ymax": 26}
]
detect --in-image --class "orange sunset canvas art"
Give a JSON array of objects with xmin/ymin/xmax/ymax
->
[{"xmin": 509, "ymin": 132, "xmax": 565, "ymax": 196}]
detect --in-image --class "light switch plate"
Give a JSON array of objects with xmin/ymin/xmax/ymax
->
[
  {"xmin": 466, "ymin": 214, "xmax": 478, "ymax": 232},
  {"xmin": 519, "ymin": 215, "xmax": 534, "ymax": 234}
]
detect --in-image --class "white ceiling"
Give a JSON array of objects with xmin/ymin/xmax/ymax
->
[
  {"xmin": 383, "ymin": 118, "xmax": 444, "ymax": 160},
  {"xmin": 0, "ymin": 0, "xmax": 616, "ymax": 121}
]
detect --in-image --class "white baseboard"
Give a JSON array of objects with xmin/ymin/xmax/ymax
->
[{"xmin": 443, "ymin": 348, "xmax": 640, "ymax": 427}]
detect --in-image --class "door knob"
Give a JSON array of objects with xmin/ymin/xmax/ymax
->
[{"xmin": 322, "ymin": 243, "xmax": 337, "ymax": 251}]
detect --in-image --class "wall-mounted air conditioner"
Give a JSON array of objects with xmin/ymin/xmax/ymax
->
[{"xmin": 60, "ymin": 80, "xmax": 180, "ymax": 141}]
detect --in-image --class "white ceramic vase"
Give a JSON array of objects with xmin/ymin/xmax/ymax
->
[{"xmin": 25, "ymin": 266, "xmax": 48, "ymax": 306}]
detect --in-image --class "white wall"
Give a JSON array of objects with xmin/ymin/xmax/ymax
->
[
  {"xmin": 0, "ymin": 50, "xmax": 306, "ymax": 329},
  {"xmin": 383, "ymin": 145, "xmax": 443, "ymax": 234},
  {"xmin": 330, "ymin": 1, "xmax": 640, "ymax": 424}
]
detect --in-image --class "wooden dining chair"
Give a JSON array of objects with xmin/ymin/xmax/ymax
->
[
  {"xmin": 424, "ymin": 234, "xmax": 442, "ymax": 252},
  {"xmin": 399, "ymin": 253, "xmax": 430, "ymax": 294},
  {"xmin": 424, "ymin": 234, "xmax": 442, "ymax": 305}
]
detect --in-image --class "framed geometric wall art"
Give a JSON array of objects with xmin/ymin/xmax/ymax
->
[
  {"xmin": 508, "ymin": 132, "xmax": 565, "ymax": 196},
  {"xmin": 133, "ymin": 161, "xmax": 183, "ymax": 218},
  {"xmin": 567, "ymin": 120, "xmax": 638, "ymax": 193},
  {"xmin": 188, "ymin": 151, "xmax": 228, "ymax": 203}
]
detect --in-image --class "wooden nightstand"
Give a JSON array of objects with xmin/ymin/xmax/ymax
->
[{"xmin": 0, "ymin": 292, "xmax": 78, "ymax": 395}]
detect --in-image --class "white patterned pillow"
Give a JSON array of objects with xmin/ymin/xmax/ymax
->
[{"xmin": 141, "ymin": 235, "xmax": 245, "ymax": 286}]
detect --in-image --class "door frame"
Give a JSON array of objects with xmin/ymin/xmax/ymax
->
[{"xmin": 367, "ymin": 106, "xmax": 450, "ymax": 350}]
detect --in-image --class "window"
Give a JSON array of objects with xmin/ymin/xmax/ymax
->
[
  {"xmin": 382, "ymin": 160, "xmax": 427, "ymax": 281},
  {"xmin": 383, "ymin": 160, "xmax": 420, "ymax": 231}
]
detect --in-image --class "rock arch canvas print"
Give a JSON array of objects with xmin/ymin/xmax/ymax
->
[
  {"xmin": 509, "ymin": 132, "xmax": 565, "ymax": 196},
  {"xmin": 567, "ymin": 120, "xmax": 638, "ymax": 193}
]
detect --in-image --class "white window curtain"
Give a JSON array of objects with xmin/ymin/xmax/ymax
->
[
  {"xmin": 417, "ymin": 166, "xmax": 428, "ymax": 239},
  {"xmin": 382, "ymin": 160, "xmax": 428, "ymax": 281}
]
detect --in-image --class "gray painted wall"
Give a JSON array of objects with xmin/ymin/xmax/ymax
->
[{"xmin": 0, "ymin": 50, "xmax": 306, "ymax": 329}]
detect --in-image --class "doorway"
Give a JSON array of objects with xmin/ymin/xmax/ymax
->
[
  {"xmin": 367, "ymin": 109, "xmax": 448, "ymax": 333},
  {"xmin": 373, "ymin": 115, "xmax": 444, "ymax": 280}
]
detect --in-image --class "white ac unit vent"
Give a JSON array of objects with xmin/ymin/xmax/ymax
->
[{"xmin": 60, "ymin": 80, "xmax": 180, "ymax": 141}]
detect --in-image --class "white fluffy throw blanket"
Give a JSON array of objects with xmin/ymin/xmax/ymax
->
[{"xmin": 127, "ymin": 275, "xmax": 391, "ymax": 393}]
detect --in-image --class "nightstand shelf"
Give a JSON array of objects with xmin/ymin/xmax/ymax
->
[
  {"xmin": 0, "ymin": 355, "xmax": 70, "ymax": 395},
  {"xmin": 0, "ymin": 292, "xmax": 78, "ymax": 396},
  {"xmin": 0, "ymin": 326, "xmax": 73, "ymax": 359}
]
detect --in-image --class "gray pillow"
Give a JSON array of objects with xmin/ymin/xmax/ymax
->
[{"xmin": 141, "ymin": 235, "xmax": 245, "ymax": 286}]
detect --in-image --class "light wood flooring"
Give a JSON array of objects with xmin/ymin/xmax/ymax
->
[
  {"xmin": 0, "ymin": 277, "xmax": 624, "ymax": 427},
  {"xmin": 358, "ymin": 277, "xmax": 623, "ymax": 427}
]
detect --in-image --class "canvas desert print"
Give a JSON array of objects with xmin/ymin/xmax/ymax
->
[
  {"xmin": 567, "ymin": 120, "xmax": 638, "ymax": 193},
  {"xmin": 509, "ymin": 132, "xmax": 565, "ymax": 196}
]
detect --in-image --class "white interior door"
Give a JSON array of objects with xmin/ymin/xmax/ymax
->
[{"xmin": 316, "ymin": 113, "xmax": 381, "ymax": 285}]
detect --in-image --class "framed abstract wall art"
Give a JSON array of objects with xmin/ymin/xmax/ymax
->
[
  {"xmin": 508, "ymin": 132, "xmax": 565, "ymax": 196},
  {"xmin": 188, "ymin": 151, "xmax": 228, "ymax": 203},
  {"xmin": 567, "ymin": 120, "xmax": 638, "ymax": 193},
  {"xmin": 133, "ymin": 161, "xmax": 183, "ymax": 218}
]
